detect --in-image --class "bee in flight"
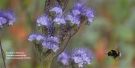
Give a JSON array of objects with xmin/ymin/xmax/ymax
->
[{"xmin": 107, "ymin": 50, "xmax": 121, "ymax": 59}]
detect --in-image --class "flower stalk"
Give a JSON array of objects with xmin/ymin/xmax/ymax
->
[{"xmin": 0, "ymin": 40, "xmax": 6, "ymax": 68}]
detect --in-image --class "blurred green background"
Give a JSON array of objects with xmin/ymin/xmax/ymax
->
[{"xmin": 0, "ymin": 0, "xmax": 135, "ymax": 68}]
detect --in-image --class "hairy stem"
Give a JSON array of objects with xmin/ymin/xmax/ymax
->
[{"xmin": 0, "ymin": 40, "xmax": 6, "ymax": 68}]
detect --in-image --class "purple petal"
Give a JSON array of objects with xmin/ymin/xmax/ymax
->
[
  {"xmin": 37, "ymin": 15, "xmax": 50, "ymax": 27},
  {"xmin": 0, "ymin": 10, "xmax": 16, "ymax": 27},
  {"xmin": 42, "ymin": 41, "xmax": 59, "ymax": 52},
  {"xmin": 83, "ymin": 9, "xmax": 95, "ymax": 24},
  {"xmin": 49, "ymin": 7, "xmax": 63, "ymax": 16},
  {"xmin": 3, "ymin": 10, "xmax": 16, "ymax": 25},
  {"xmin": 28, "ymin": 33, "xmax": 45, "ymax": 42},
  {"xmin": 53, "ymin": 16, "xmax": 66, "ymax": 25},
  {"xmin": 42, "ymin": 36, "xmax": 60, "ymax": 52},
  {"xmin": 0, "ymin": 17, "xmax": 7, "ymax": 28},
  {"xmin": 28, "ymin": 34, "xmax": 37, "ymax": 41},
  {"xmin": 66, "ymin": 15, "xmax": 80, "ymax": 26},
  {"xmin": 71, "ymin": 9, "xmax": 81, "ymax": 16},
  {"xmin": 57, "ymin": 52, "xmax": 70, "ymax": 65}
]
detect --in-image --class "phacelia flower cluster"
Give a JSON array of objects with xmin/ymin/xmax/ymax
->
[
  {"xmin": 37, "ymin": 3, "xmax": 94, "ymax": 27},
  {"xmin": 0, "ymin": 10, "xmax": 16, "ymax": 28},
  {"xmin": 71, "ymin": 48, "xmax": 93, "ymax": 67},
  {"xmin": 57, "ymin": 48, "xmax": 94, "ymax": 67},
  {"xmin": 28, "ymin": 33, "xmax": 60, "ymax": 52},
  {"xmin": 28, "ymin": 1, "xmax": 95, "ymax": 57},
  {"xmin": 42, "ymin": 36, "xmax": 59, "ymax": 52}
]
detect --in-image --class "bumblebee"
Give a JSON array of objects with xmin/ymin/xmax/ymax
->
[{"xmin": 107, "ymin": 50, "xmax": 121, "ymax": 59}]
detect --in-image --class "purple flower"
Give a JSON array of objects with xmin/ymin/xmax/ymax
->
[
  {"xmin": 72, "ymin": 3, "xmax": 86, "ymax": 15},
  {"xmin": 28, "ymin": 33, "xmax": 45, "ymax": 42},
  {"xmin": 28, "ymin": 34, "xmax": 37, "ymax": 41},
  {"xmin": 71, "ymin": 48, "xmax": 93, "ymax": 67},
  {"xmin": 42, "ymin": 36, "xmax": 59, "ymax": 52},
  {"xmin": 71, "ymin": 9, "xmax": 81, "ymax": 16},
  {"xmin": 83, "ymin": 9, "xmax": 95, "ymax": 24},
  {"xmin": 36, "ymin": 15, "xmax": 50, "ymax": 27},
  {"xmin": 0, "ymin": 10, "xmax": 16, "ymax": 28},
  {"xmin": 71, "ymin": 3, "xmax": 84, "ymax": 16},
  {"xmin": 28, "ymin": 34, "xmax": 60, "ymax": 52},
  {"xmin": 42, "ymin": 41, "xmax": 59, "ymax": 52},
  {"xmin": 66, "ymin": 14, "xmax": 80, "ymax": 26},
  {"xmin": 46, "ymin": 36, "xmax": 59, "ymax": 43},
  {"xmin": 53, "ymin": 16, "xmax": 66, "ymax": 25},
  {"xmin": 0, "ymin": 17, "xmax": 7, "ymax": 28},
  {"xmin": 72, "ymin": 3, "xmax": 95, "ymax": 24},
  {"xmin": 57, "ymin": 52, "xmax": 70, "ymax": 65},
  {"xmin": 3, "ymin": 10, "xmax": 16, "ymax": 25},
  {"xmin": 73, "ymin": 3, "xmax": 84, "ymax": 10},
  {"xmin": 49, "ymin": 6, "xmax": 63, "ymax": 16},
  {"xmin": 36, "ymin": 34, "xmax": 45, "ymax": 41}
]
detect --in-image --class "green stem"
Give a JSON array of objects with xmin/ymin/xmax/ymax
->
[
  {"xmin": 43, "ymin": 55, "xmax": 54, "ymax": 68},
  {"xmin": 0, "ymin": 40, "xmax": 6, "ymax": 68}
]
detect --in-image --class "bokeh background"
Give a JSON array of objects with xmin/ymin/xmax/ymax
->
[{"xmin": 0, "ymin": 0, "xmax": 135, "ymax": 68}]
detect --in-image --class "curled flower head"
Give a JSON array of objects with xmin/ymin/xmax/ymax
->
[
  {"xmin": 71, "ymin": 3, "xmax": 84, "ymax": 16},
  {"xmin": 66, "ymin": 14, "xmax": 80, "ymax": 26},
  {"xmin": 3, "ymin": 10, "xmax": 16, "ymax": 25},
  {"xmin": 72, "ymin": 3, "xmax": 86, "ymax": 13},
  {"xmin": 28, "ymin": 33, "xmax": 45, "ymax": 42},
  {"xmin": 0, "ymin": 17, "xmax": 7, "ymax": 28},
  {"xmin": 83, "ymin": 9, "xmax": 95, "ymax": 24},
  {"xmin": 36, "ymin": 15, "xmax": 50, "ymax": 27},
  {"xmin": 57, "ymin": 52, "xmax": 70, "ymax": 65},
  {"xmin": 74, "ymin": 3, "xmax": 83, "ymax": 10},
  {"xmin": 42, "ymin": 36, "xmax": 60, "ymax": 52},
  {"xmin": 0, "ymin": 10, "xmax": 16, "ymax": 28},
  {"xmin": 53, "ymin": 16, "xmax": 66, "ymax": 25},
  {"xmin": 49, "ymin": 6, "xmax": 63, "ymax": 16},
  {"xmin": 71, "ymin": 48, "xmax": 94, "ymax": 67},
  {"xmin": 72, "ymin": 2, "xmax": 95, "ymax": 25},
  {"xmin": 71, "ymin": 9, "xmax": 81, "ymax": 16}
]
